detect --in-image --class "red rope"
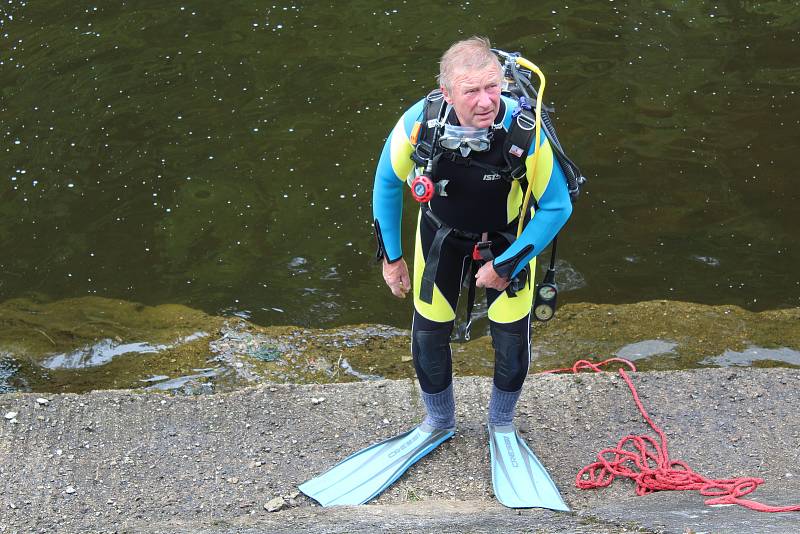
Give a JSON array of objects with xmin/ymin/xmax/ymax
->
[{"xmin": 542, "ymin": 358, "xmax": 800, "ymax": 513}]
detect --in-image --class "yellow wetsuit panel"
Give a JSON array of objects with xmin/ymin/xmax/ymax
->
[
  {"xmin": 412, "ymin": 211, "xmax": 457, "ymax": 322},
  {"xmin": 389, "ymin": 118, "xmax": 415, "ymax": 182}
]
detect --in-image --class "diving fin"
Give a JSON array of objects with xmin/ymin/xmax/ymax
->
[
  {"xmin": 299, "ymin": 423, "xmax": 454, "ymax": 507},
  {"xmin": 488, "ymin": 423, "xmax": 570, "ymax": 511}
]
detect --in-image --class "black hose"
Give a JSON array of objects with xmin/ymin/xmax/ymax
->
[{"xmin": 515, "ymin": 70, "xmax": 585, "ymax": 201}]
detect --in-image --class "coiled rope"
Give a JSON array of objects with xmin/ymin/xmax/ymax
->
[{"xmin": 541, "ymin": 358, "xmax": 800, "ymax": 512}]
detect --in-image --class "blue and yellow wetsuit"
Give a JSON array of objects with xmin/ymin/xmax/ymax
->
[{"xmin": 372, "ymin": 94, "xmax": 572, "ymax": 408}]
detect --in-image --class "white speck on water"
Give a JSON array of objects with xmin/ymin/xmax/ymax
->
[{"xmin": 692, "ymin": 255, "xmax": 720, "ymax": 267}]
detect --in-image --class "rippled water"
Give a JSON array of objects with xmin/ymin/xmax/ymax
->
[{"xmin": 2, "ymin": 1, "xmax": 799, "ymax": 331}]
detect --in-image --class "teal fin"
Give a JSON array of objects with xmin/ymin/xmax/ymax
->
[
  {"xmin": 299, "ymin": 423, "xmax": 454, "ymax": 506},
  {"xmin": 488, "ymin": 423, "xmax": 570, "ymax": 511}
]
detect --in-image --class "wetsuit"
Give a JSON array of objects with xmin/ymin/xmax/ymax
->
[{"xmin": 373, "ymin": 94, "xmax": 572, "ymax": 427}]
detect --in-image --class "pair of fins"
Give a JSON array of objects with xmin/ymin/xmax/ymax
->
[{"xmin": 298, "ymin": 422, "xmax": 569, "ymax": 511}]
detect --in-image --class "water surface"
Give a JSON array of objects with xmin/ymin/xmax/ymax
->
[{"xmin": 2, "ymin": 1, "xmax": 799, "ymax": 333}]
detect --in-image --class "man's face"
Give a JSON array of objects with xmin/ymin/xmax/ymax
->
[{"xmin": 441, "ymin": 65, "xmax": 502, "ymax": 129}]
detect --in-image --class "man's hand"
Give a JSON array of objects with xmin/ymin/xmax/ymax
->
[
  {"xmin": 382, "ymin": 258, "xmax": 411, "ymax": 298},
  {"xmin": 475, "ymin": 261, "xmax": 510, "ymax": 291}
]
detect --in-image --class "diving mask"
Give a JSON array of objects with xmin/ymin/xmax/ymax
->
[{"xmin": 439, "ymin": 124, "xmax": 491, "ymax": 156}]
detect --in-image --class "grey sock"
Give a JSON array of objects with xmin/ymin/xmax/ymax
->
[
  {"xmin": 421, "ymin": 383, "xmax": 456, "ymax": 430},
  {"xmin": 488, "ymin": 385, "xmax": 522, "ymax": 426}
]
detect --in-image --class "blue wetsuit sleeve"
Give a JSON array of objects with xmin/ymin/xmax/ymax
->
[
  {"xmin": 493, "ymin": 133, "xmax": 573, "ymax": 279},
  {"xmin": 372, "ymin": 99, "xmax": 425, "ymax": 262}
]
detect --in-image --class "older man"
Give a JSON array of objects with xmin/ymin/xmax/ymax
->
[
  {"xmin": 374, "ymin": 37, "xmax": 571, "ymax": 432},
  {"xmin": 300, "ymin": 37, "xmax": 573, "ymax": 510}
]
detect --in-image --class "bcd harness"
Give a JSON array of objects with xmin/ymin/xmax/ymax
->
[
  {"xmin": 408, "ymin": 53, "xmax": 585, "ymax": 329},
  {"xmin": 411, "ymin": 90, "xmax": 534, "ymax": 184},
  {"xmin": 419, "ymin": 202, "xmax": 523, "ymax": 337}
]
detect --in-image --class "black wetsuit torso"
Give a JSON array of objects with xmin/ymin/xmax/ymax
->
[{"xmin": 429, "ymin": 100, "xmax": 514, "ymax": 233}]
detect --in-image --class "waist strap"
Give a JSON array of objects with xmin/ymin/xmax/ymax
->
[{"xmin": 419, "ymin": 206, "xmax": 524, "ymax": 333}]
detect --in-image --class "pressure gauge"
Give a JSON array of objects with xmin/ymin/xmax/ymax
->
[
  {"xmin": 534, "ymin": 303, "xmax": 555, "ymax": 321},
  {"xmin": 533, "ymin": 269, "xmax": 558, "ymax": 323},
  {"xmin": 537, "ymin": 284, "xmax": 557, "ymax": 301}
]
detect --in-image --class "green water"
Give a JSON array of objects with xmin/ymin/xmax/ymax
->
[{"xmin": 2, "ymin": 1, "xmax": 799, "ymax": 334}]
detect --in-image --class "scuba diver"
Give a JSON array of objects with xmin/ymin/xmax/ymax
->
[{"xmin": 300, "ymin": 36, "xmax": 579, "ymax": 510}]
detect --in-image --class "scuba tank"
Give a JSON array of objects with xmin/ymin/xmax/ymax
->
[
  {"xmin": 494, "ymin": 49, "xmax": 586, "ymax": 322},
  {"xmin": 495, "ymin": 49, "xmax": 586, "ymax": 201}
]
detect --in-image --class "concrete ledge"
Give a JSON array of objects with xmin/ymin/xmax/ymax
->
[{"xmin": 1, "ymin": 368, "xmax": 798, "ymax": 533}]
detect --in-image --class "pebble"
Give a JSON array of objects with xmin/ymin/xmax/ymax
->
[
  {"xmin": 264, "ymin": 496, "xmax": 286, "ymax": 512},
  {"xmin": 4, "ymin": 412, "xmax": 17, "ymax": 420},
  {"xmin": 311, "ymin": 397, "xmax": 325, "ymax": 405},
  {"xmin": 36, "ymin": 398, "xmax": 50, "ymax": 406},
  {"xmin": 227, "ymin": 477, "xmax": 239, "ymax": 484},
  {"xmin": 65, "ymin": 486, "xmax": 76, "ymax": 495}
]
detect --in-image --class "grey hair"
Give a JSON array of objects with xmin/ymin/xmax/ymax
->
[{"xmin": 437, "ymin": 36, "xmax": 502, "ymax": 92}]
